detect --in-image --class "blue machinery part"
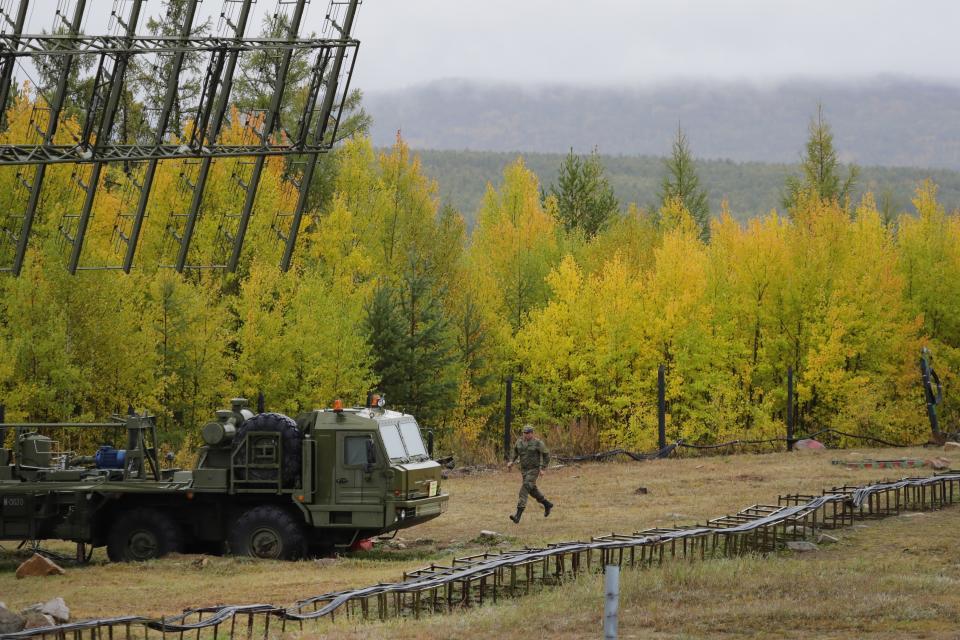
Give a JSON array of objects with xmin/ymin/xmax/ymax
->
[{"xmin": 94, "ymin": 446, "xmax": 127, "ymax": 470}]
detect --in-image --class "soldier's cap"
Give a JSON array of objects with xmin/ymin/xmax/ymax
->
[{"xmin": 522, "ymin": 424, "xmax": 534, "ymax": 433}]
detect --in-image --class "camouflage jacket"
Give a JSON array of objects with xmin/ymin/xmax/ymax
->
[{"xmin": 512, "ymin": 438, "xmax": 550, "ymax": 471}]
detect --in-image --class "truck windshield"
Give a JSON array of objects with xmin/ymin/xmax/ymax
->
[
  {"xmin": 379, "ymin": 424, "xmax": 406, "ymax": 460},
  {"xmin": 399, "ymin": 421, "xmax": 427, "ymax": 457},
  {"xmin": 378, "ymin": 421, "xmax": 429, "ymax": 461}
]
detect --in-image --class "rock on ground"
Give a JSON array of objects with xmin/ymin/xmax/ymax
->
[
  {"xmin": 472, "ymin": 530, "xmax": 505, "ymax": 545},
  {"xmin": 817, "ymin": 533, "xmax": 839, "ymax": 544},
  {"xmin": 21, "ymin": 611, "xmax": 55, "ymax": 630},
  {"xmin": 409, "ymin": 538, "xmax": 436, "ymax": 547},
  {"xmin": 793, "ymin": 439, "xmax": 826, "ymax": 450},
  {"xmin": 0, "ymin": 607, "xmax": 25, "ymax": 634},
  {"xmin": 38, "ymin": 598, "xmax": 70, "ymax": 623},
  {"xmin": 786, "ymin": 541, "xmax": 819, "ymax": 552},
  {"xmin": 15, "ymin": 554, "xmax": 66, "ymax": 579}
]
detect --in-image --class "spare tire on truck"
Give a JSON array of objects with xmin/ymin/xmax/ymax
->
[{"xmin": 233, "ymin": 412, "xmax": 303, "ymax": 488}]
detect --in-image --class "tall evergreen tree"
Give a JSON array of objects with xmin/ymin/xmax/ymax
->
[
  {"xmin": 549, "ymin": 148, "xmax": 619, "ymax": 238},
  {"xmin": 364, "ymin": 282, "xmax": 406, "ymax": 401},
  {"xmin": 33, "ymin": 24, "xmax": 93, "ymax": 119},
  {"xmin": 231, "ymin": 12, "xmax": 311, "ymax": 120},
  {"xmin": 364, "ymin": 255, "xmax": 460, "ymax": 426},
  {"xmin": 457, "ymin": 295, "xmax": 495, "ymax": 404},
  {"xmin": 659, "ymin": 126, "xmax": 710, "ymax": 242},
  {"xmin": 782, "ymin": 104, "xmax": 859, "ymax": 212},
  {"xmin": 134, "ymin": 0, "xmax": 211, "ymax": 138}
]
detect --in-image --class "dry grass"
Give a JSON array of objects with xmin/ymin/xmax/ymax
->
[
  {"xmin": 321, "ymin": 509, "xmax": 960, "ymax": 639},
  {"xmin": 2, "ymin": 446, "xmax": 959, "ymax": 638}
]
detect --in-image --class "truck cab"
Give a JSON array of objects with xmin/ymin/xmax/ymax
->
[{"xmin": 294, "ymin": 406, "xmax": 447, "ymax": 535}]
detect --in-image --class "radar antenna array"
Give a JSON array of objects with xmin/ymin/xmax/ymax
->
[{"xmin": 0, "ymin": 0, "xmax": 361, "ymax": 275}]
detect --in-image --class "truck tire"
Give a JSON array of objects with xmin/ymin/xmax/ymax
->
[
  {"xmin": 107, "ymin": 508, "xmax": 183, "ymax": 562},
  {"xmin": 234, "ymin": 412, "xmax": 303, "ymax": 487},
  {"xmin": 228, "ymin": 505, "xmax": 307, "ymax": 560}
]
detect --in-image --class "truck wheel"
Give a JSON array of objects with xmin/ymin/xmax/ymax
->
[
  {"xmin": 228, "ymin": 505, "xmax": 307, "ymax": 560},
  {"xmin": 107, "ymin": 508, "xmax": 183, "ymax": 562},
  {"xmin": 235, "ymin": 413, "xmax": 303, "ymax": 487}
]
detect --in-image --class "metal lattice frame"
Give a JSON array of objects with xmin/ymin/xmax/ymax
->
[{"xmin": 0, "ymin": 0, "xmax": 362, "ymax": 275}]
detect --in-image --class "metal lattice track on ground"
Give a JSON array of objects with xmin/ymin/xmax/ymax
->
[{"xmin": 2, "ymin": 471, "xmax": 959, "ymax": 639}]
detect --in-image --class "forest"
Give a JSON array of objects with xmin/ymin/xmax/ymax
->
[
  {"xmin": 0, "ymin": 90, "xmax": 958, "ymax": 463},
  {"xmin": 413, "ymin": 149, "xmax": 960, "ymax": 228}
]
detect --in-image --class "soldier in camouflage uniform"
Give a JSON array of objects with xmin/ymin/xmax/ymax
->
[{"xmin": 506, "ymin": 424, "xmax": 553, "ymax": 523}]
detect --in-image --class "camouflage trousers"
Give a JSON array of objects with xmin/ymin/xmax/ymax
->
[{"xmin": 517, "ymin": 468, "xmax": 546, "ymax": 509}]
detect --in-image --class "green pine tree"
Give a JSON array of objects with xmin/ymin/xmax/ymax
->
[
  {"xmin": 457, "ymin": 295, "xmax": 495, "ymax": 405},
  {"xmin": 135, "ymin": 0, "xmax": 212, "ymax": 138},
  {"xmin": 659, "ymin": 126, "xmax": 710, "ymax": 242},
  {"xmin": 365, "ymin": 282, "xmax": 406, "ymax": 399},
  {"xmin": 782, "ymin": 104, "xmax": 859, "ymax": 212},
  {"xmin": 364, "ymin": 255, "xmax": 460, "ymax": 427},
  {"xmin": 231, "ymin": 11, "xmax": 312, "ymax": 122},
  {"xmin": 549, "ymin": 148, "xmax": 619, "ymax": 238}
]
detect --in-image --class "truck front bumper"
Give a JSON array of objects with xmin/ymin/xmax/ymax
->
[{"xmin": 385, "ymin": 493, "xmax": 448, "ymax": 530}]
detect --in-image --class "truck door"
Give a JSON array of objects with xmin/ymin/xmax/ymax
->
[{"xmin": 334, "ymin": 432, "xmax": 382, "ymax": 506}]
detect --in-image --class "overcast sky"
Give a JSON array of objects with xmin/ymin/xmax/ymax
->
[
  {"xmin": 12, "ymin": 1, "xmax": 959, "ymax": 92},
  {"xmin": 348, "ymin": 0, "xmax": 960, "ymax": 91}
]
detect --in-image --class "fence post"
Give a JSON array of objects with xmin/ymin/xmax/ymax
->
[
  {"xmin": 657, "ymin": 365, "xmax": 666, "ymax": 450},
  {"xmin": 504, "ymin": 375, "xmax": 513, "ymax": 460},
  {"xmin": 604, "ymin": 564, "xmax": 620, "ymax": 640},
  {"xmin": 920, "ymin": 347, "xmax": 942, "ymax": 438},
  {"xmin": 786, "ymin": 367, "xmax": 794, "ymax": 451}
]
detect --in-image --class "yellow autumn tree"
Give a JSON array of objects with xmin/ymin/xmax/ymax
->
[{"xmin": 897, "ymin": 181, "xmax": 960, "ymax": 431}]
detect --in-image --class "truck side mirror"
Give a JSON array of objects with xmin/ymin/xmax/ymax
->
[{"xmin": 364, "ymin": 438, "xmax": 376, "ymax": 473}]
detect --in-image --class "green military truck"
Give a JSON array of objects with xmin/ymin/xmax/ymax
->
[{"xmin": 0, "ymin": 398, "xmax": 448, "ymax": 561}]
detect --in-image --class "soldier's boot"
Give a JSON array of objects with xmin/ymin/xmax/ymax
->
[
  {"xmin": 531, "ymin": 488, "xmax": 552, "ymax": 517},
  {"xmin": 509, "ymin": 506, "xmax": 524, "ymax": 523}
]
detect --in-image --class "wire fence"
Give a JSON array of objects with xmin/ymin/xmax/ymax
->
[{"xmin": 556, "ymin": 428, "xmax": 929, "ymax": 464}]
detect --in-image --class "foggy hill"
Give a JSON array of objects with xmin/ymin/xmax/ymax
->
[{"xmin": 364, "ymin": 78, "xmax": 960, "ymax": 170}]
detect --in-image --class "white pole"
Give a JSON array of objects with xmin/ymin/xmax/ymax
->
[{"xmin": 604, "ymin": 564, "xmax": 620, "ymax": 639}]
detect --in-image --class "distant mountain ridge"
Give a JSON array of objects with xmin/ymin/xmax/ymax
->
[{"xmin": 365, "ymin": 78, "xmax": 960, "ymax": 170}]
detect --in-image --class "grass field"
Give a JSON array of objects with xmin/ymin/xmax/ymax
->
[{"xmin": 2, "ymin": 446, "xmax": 959, "ymax": 638}]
